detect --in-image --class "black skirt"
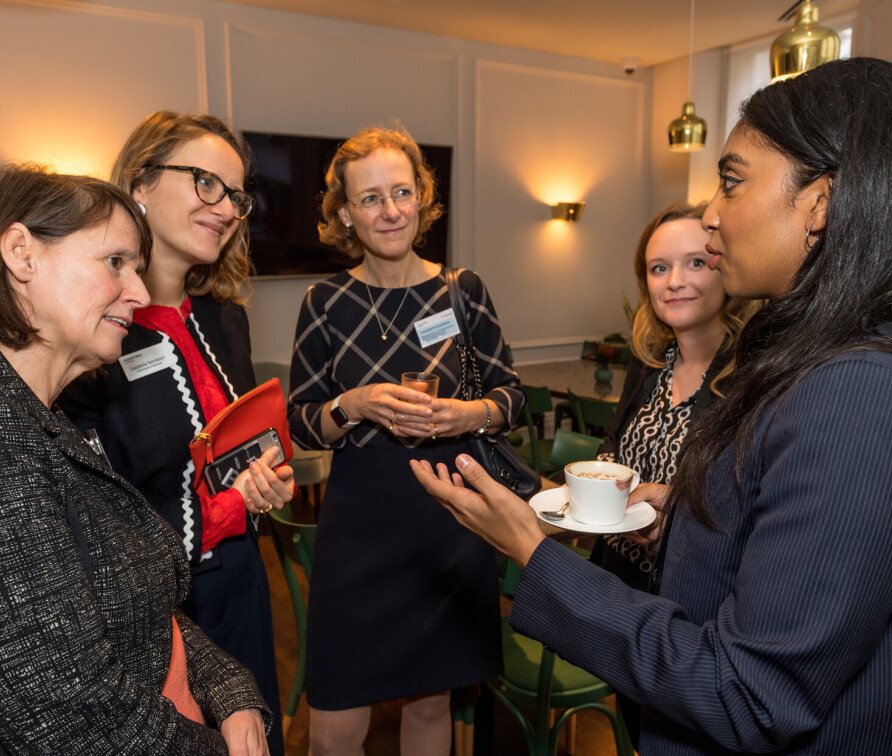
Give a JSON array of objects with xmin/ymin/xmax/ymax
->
[{"xmin": 305, "ymin": 440, "xmax": 501, "ymax": 710}]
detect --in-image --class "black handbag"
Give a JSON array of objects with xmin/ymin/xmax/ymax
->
[{"xmin": 445, "ymin": 268, "xmax": 542, "ymax": 500}]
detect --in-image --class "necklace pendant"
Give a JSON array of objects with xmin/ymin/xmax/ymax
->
[{"xmin": 381, "ymin": 333, "xmax": 388, "ymax": 342}]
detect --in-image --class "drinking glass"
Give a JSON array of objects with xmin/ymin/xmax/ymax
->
[{"xmin": 401, "ymin": 372, "xmax": 439, "ymax": 399}]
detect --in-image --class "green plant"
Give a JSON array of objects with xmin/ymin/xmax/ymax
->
[{"xmin": 622, "ymin": 293, "xmax": 640, "ymax": 330}]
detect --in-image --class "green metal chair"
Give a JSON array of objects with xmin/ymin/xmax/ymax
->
[
  {"xmin": 267, "ymin": 500, "xmax": 317, "ymax": 742},
  {"xmin": 545, "ymin": 428, "xmax": 605, "ymax": 481},
  {"xmin": 515, "ymin": 386, "xmax": 556, "ymax": 475},
  {"xmin": 568, "ymin": 389, "xmax": 618, "ymax": 438},
  {"xmin": 487, "ymin": 559, "xmax": 634, "ymax": 756},
  {"xmin": 254, "ymin": 361, "xmax": 330, "ymax": 507}
]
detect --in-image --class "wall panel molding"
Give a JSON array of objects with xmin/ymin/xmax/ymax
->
[{"xmin": 6, "ymin": 0, "xmax": 209, "ymax": 112}]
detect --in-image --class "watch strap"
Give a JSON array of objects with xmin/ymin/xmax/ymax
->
[{"xmin": 331, "ymin": 393, "xmax": 360, "ymax": 427}]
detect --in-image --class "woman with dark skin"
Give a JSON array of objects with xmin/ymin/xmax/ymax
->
[
  {"xmin": 412, "ymin": 58, "xmax": 892, "ymax": 755},
  {"xmin": 590, "ymin": 203, "xmax": 758, "ymax": 746}
]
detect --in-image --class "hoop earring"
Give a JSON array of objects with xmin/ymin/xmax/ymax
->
[{"xmin": 805, "ymin": 222, "xmax": 818, "ymax": 251}]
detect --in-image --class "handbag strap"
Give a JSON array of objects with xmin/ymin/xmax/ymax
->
[{"xmin": 445, "ymin": 268, "xmax": 484, "ymax": 401}]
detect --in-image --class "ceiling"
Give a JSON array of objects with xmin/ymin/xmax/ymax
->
[{"xmin": 216, "ymin": 0, "xmax": 858, "ymax": 68}]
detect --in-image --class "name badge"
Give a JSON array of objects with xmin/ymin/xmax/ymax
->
[
  {"xmin": 119, "ymin": 342, "xmax": 177, "ymax": 382},
  {"xmin": 414, "ymin": 310, "xmax": 460, "ymax": 348}
]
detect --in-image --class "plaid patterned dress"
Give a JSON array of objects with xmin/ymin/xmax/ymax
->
[{"xmin": 288, "ymin": 267, "xmax": 523, "ymax": 709}]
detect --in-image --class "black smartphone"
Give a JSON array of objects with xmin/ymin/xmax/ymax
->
[{"xmin": 203, "ymin": 428, "xmax": 285, "ymax": 495}]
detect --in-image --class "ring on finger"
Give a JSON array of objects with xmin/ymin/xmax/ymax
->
[{"xmin": 431, "ymin": 422, "xmax": 438, "ymax": 440}]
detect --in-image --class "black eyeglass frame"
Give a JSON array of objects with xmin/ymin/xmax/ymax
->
[{"xmin": 153, "ymin": 164, "xmax": 253, "ymax": 220}]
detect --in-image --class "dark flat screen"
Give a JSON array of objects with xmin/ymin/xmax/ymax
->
[{"xmin": 244, "ymin": 132, "xmax": 452, "ymax": 277}]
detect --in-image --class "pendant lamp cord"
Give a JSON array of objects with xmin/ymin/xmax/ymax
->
[{"xmin": 687, "ymin": 0, "xmax": 695, "ymax": 103}]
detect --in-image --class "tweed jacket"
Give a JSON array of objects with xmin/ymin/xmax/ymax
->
[
  {"xmin": 0, "ymin": 353, "xmax": 269, "ymax": 754},
  {"xmin": 59, "ymin": 295, "xmax": 256, "ymax": 571},
  {"xmin": 510, "ymin": 342, "xmax": 892, "ymax": 754}
]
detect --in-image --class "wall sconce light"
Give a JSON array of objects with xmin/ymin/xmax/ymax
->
[
  {"xmin": 551, "ymin": 202, "xmax": 585, "ymax": 221},
  {"xmin": 769, "ymin": 1, "xmax": 840, "ymax": 83}
]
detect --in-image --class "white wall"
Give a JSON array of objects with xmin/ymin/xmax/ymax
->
[
  {"xmin": 0, "ymin": 0, "xmax": 653, "ymax": 366},
  {"xmin": 855, "ymin": 0, "xmax": 892, "ymax": 56},
  {"xmin": 1, "ymin": 1, "xmax": 886, "ymax": 367}
]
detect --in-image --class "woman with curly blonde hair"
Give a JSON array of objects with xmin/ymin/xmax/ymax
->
[{"xmin": 61, "ymin": 111, "xmax": 292, "ymax": 756}]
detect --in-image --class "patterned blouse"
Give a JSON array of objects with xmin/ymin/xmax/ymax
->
[
  {"xmin": 288, "ymin": 267, "xmax": 524, "ymax": 450},
  {"xmin": 599, "ymin": 345, "xmax": 704, "ymax": 578}
]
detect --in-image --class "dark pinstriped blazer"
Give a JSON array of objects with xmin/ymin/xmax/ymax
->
[
  {"xmin": 0, "ymin": 354, "xmax": 269, "ymax": 754},
  {"xmin": 510, "ymin": 340, "xmax": 892, "ymax": 755}
]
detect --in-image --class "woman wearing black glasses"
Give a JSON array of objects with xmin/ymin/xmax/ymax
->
[{"xmin": 61, "ymin": 111, "xmax": 292, "ymax": 756}]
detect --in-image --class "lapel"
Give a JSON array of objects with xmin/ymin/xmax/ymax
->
[
  {"xmin": 186, "ymin": 295, "xmax": 239, "ymax": 403},
  {"xmin": 0, "ymin": 354, "xmax": 143, "ymax": 501}
]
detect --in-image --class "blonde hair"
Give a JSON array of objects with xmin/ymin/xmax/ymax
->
[
  {"xmin": 630, "ymin": 202, "xmax": 761, "ymax": 393},
  {"xmin": 318, "ymin": 123, "xmax": 443, "ymax": 257},
  {"xmin": 111, "ymin": 110, "xmax": 253, "ymax": 303}
]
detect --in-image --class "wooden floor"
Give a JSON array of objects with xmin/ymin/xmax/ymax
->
[{"xmin": 259, "ymin": 528, "xmax": 627, "ymax": 755}]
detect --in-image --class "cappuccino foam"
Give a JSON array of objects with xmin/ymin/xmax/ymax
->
[{"xmin": 573, "ymin": 471, "xmax": 625, "ymax": 480}]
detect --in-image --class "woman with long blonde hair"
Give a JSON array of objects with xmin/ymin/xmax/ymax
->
[{"xmin": 61, "ymin": 111, "xmax": 292, "ymax": 756}]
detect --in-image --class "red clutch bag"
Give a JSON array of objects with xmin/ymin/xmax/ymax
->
[{"xmin": 189, "ymin": 378, "xmax": 293, "ymax": 496}]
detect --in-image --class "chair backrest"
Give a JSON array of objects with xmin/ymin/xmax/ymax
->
[
  {"xmin": 502, "ymin": 558, "xmax": 523, "ymax": 599},
  {"xmin": 520, "ymin": 385, "xmax": 553, "ymax": 472},
  {"xmin": 548, "ymin": 428, "xmax": 605, "ymax": 470},
  {"xmin": 267, "ymin": 499, "xmax": 316, "ymax": 717},
  {"xmin": 269, "ymin": 501, "xmax": 316, "ymax": 578},
  {"xmin": 568, "ymin": 389, "xmax": 617, "ymax": 436},
  {"xmin": 523, "ymin": 385, "xmax": 553, "ymax": 417},
  {"xmin": 253, "ymin": 361, "xmax": 291, "ymax": 396}
]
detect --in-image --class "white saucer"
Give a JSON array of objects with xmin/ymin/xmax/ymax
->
[{"xmin": 529, "ymin": 486, "xmax": 657, "ymax": 534}]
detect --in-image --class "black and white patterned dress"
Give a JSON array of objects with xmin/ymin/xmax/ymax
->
[
  {"xmin": 598, "ymin": 345, "xmax": 704, "ymax": 588},
  {"xmin": 288, "ymin": 267, "xmax": 523, "ymax": 710}
]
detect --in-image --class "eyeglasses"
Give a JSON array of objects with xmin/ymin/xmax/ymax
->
[
  {"xmin": 154, "ymin": 165, "xmax": 253, "ymax": 220},
  {"xmin": 348, "ymin": 188, "xmax": 417, "ymax": 215}
]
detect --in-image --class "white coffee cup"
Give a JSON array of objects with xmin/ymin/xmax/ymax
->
[{"xmin": 564, "ymin": 460, "xmax": 640, "ymax": 526}]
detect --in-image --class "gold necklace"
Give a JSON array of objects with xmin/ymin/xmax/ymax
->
[{"xmin": 364, "ymin": 282, "xmax": 412, "ymax": 342}]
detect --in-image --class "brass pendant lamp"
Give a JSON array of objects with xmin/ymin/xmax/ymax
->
[
  {"xmin": 770, "ymin": 1, "xmax": 840, "ymax": 83},
  {"xmin": 668, "ymin": 0, "xmax": 707, "ymax": 152}
]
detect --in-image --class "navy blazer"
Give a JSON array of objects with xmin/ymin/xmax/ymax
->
[
  {"xmin": 59, "ymin": 295, "xmax": 256, "ymax": 571},
  {"xmin": 0, "ymin": 354, "xmax": 269, "ymax": 754},
  {"xmin": 510, "ymin": 344, "xmax": 892, "ymax": 754}
]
